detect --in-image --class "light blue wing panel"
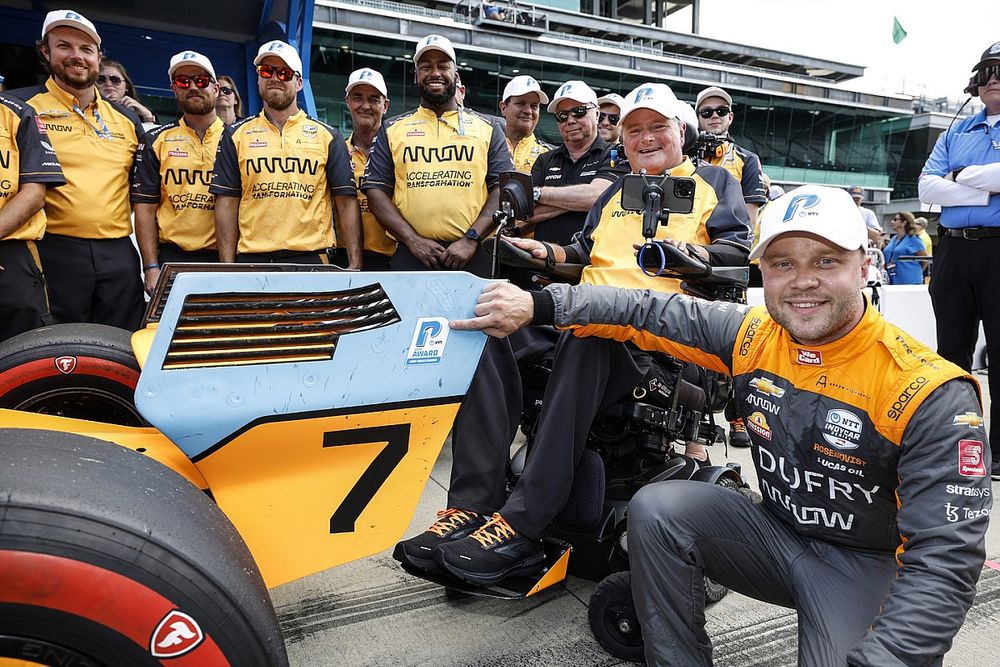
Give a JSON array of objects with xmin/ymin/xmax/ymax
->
[{"xmin": 135, "ymin": 271, "xmax": 490, "ymax": 459}]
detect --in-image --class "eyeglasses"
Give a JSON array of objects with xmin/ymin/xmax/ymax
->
[
  {"xmin": 219, "ymin": 86, "xmax": 235, "ymax": 95},
  {"xmin": 554, "ymin": 105, "xmax": 594, "ymax": 123},
  {"xmin": 172, "ymin": 74, "xmax": 214, "ymax": 89},
  {"xmin": 256, "ymin": 64, "xmax": 297, "ymax": 82},
  {"xmin": 96, "ymin": 75, "xmax": 123, "ymax": 86},
  {"xmin": 974, "ymin": 64, "xmax": 1000, "ymax": 86},
  {"xmin": 598, "ymin": 112, "xmax": 620, "ymax": 125},
  {"xmin": 697, "ymin": 106, "xmax": 730, "ymax": 119}
]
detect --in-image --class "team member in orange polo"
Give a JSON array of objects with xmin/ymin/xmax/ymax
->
[
  {"xmin": 211, "ymin": 40, "xmax": 359, "ymax": 264},
  {"xmin": 332, "ymin": 67, "xmax": 394, "ymax": 271},
  {"xmin": 10, "ymin": 10, "xmax": 146, "ymax": 330},
  {"xmin": 132, "ymin": 50, "xmax": 232, "ymax": 293}
]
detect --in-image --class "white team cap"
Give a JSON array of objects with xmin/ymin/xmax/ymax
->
[
  {"xmin": 413, "ymin": 34, "xmax": 457, "ymax": 64},
  {"xmin": 346, "ymin": 68, "xmax": 388, "ymax": 97},
  {"xmin": 42, "ymin": 9, "xmax": 100, "ymax": 46},
  {"xmin": 749, "ymin": 185, "xmax": 868, "ymax": 261},
  {"xmin": 596, "ymin": 93, "xmax": 625, "ymax": 110},
  {"xmin": 168, "ymin": 51, "xmax": 217, "ymax": 80},
  {"xmin": 502, "ymin": 75, "xmax": 549, "ymax": 104},
  {"xmin": 695, "ymin": 86, "xmax": 733, "ymax": 109},
  {"xmin": 618, "ymin": 83, "xmax": 696, "ymax": 138},
  {"xmin": 546, "ymin": 80, "xmax": 598, "ymax": 113},
  {"xmin": 254, "ymin": 40, "xmax": 303, "ymax": 75}
]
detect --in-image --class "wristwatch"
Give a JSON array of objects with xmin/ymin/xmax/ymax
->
[
  {"xmin": 464, "ymin": 228, "xmax": 482, "ymax": 246},
  {"xmin": 532, "ymin": 186, "xmax": 542, "ymax": 204}
]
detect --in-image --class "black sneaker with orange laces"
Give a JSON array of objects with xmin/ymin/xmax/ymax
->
[
  {"xmin": 392, "ymin": 508, "xmax": 487, "ymax": 573},
  {"xmin": 433, "ymin": 513, "xmax": 545, "ymax": 586},
  {"xmin": 729, "ymin": 417, "xmax": 751, "ymax": 448}
]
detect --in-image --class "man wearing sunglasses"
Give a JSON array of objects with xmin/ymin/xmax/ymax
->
[
  {"xmin": 394, "ymin": 83, "xmax": 751, "ymax": 588},
  {"xmin": 497, "ymin": 75, "xmax": 551, "ymax": 174},
  {"xmin": 520, "ymin": 81, "xmax": 625, "ymax": 244},
  {"xmin": 212, "ymin": 40, "xmax": 361, "ymax": 267},
  {"xmin": 9, "ymin": 10, "xmax": 146, "ymax": 331},
  {"xmin": 131, "ymin": 51, "xmax": 231, "ymax": 294},
  {"xmin": 363, "ymin": 34, "xmax": 513, "ymax": 276},
  {"xmin": 695, "ymin": 86, "xmax": 767, "ymax": 450},
  {"xmin": 919, "ymin": 40, "xmax": 1000, "ymax": 480},
  {"xmin": 596, "ymin": 92, "xmax": 624, "ymax": 144}
]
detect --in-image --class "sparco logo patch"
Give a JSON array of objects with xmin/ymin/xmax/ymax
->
[
  {"xmin": 150, "ymin": 610, "xmax": 204, "ymax": 658},
  {"xmin": 54, "ymin": 356, "xmax": 77, "ymax": 374},
  {"xmin": 887, "ymin": 376, "xmax": 928, "ymax": 420},
  {"xmin": 796, "ymin": 349, "xmax": 822, "ymax": 365},
  {"xmin": 958, "ymin": 440, "xmax": 987, "ymax": 478},
  {"xmin": 738, "ymin": 317, "xmax": 761, "ymax": 356}
]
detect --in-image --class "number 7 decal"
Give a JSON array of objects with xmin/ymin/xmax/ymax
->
[{"xmin": 324, "ymin": 424, "xmax": 411, "ymax": 533}]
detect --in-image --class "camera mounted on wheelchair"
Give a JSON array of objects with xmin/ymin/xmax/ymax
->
[{"xmin": 690, "ymin": 131, "xmax": 728, "ymax": 162}]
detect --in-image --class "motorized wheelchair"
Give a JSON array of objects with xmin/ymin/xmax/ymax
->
[{"xmin": 405, "ymin": 171, "xmax": 758, "ymax": 660}]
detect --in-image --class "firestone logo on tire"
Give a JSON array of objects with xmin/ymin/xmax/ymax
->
[
  {"xmin": 150, "ymin": 610, "xmax": 205, "ymax": 658},
  {"xmin": 53, "ymin": 356, "xmax": 77, "ymax": 374}
]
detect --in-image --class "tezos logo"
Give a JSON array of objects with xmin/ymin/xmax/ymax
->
[
  {"xmin": 406, "ymin": 317, "xmax": 449, "ymax": 365},
  {"xmin": 782, "ymin": 193, "xmax": 820, "ymax": 223},
  {"xmin": 150, "ymin": 610, "xmax": 204, "ymax": 658},
  {"xmin": 822, "ymin": 408, "xmax": 862, "ymax": 450},
  {"xmin": 54, "ymin": 356, "xmax": 77, "ymax": 374}
]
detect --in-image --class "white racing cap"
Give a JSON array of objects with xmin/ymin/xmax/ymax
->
[
  {"xmin": 413, "ymin": 34, "xmax": 457, "ymax": 63},
  {"xmin": 546, "ymin": 80, "xmax": 598, "ymax": 113},
  {"xmin": 502, "ymin": 75, "xmax": 549, "ymax": 104},
  {"xmin": 695, "ymin": 86, "xmax": 733, "ymax": 109},
  {"xmin": 42, "ymin": 9, "xmax": 100, "ymax": 46},
  {"xmin": 254, "ymin": 40, "xmax": 303, "ymax": 75},
  {"xmin": 618, "ymin": 83, "xmax": 696, "ymax": 137},
  {"xmin": 168, "ymin": 51, "xmax": 217, "ymax": 80},
  {"xmin": 346, "ymin": 68, "xmax": 388, "ymax": 97},
  {"xmin": 749, "ymin": 185, "xmax": 868, "ymax": 261},
  {"xmin": 596, "ymin": 93, "xmax": 625, "ymax": 109}
]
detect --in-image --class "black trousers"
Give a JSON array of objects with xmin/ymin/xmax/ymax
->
[
  {"xmin": 0, "ymin": 240, "xmax": 51, "ymax": 342},
  {"xmin": 36, "ymin": 234, "xmax": 145, "ymax": 331},
  {"xmin": 629, "ymin": 481, "xmax": 899, "ymax": 666},
  {"xmin": 158, "ymin": 243, "xmax": 218, "ymax": 265},
  {"xmin": 389, "ymin": 241, "xmax": 492, "ymax": 278},
  {"xmin": 928, "ymin": 234, "xmax": 1000, "ymax": 454},
  {"xmin": 449, "ymin": 328, "xmax": 654, "ymax": 538},
  {"xmin": 328, "ymin": 247, "xmax": 391, "ymax": 271},
  {"xmin": 236, "ymin": 250, "xmax": 329, "ymax": 264}
]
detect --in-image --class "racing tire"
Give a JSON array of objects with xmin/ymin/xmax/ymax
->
[
  {"xmin": 0, "ymin": 323, "xmax": 145, "ymax": 426},
  {"xmin": 0, "ymin": 428, "xmax": 288, "ymax": 666},
  {"xmin": 588, "ymin": 570, "xmax": 644, "ymax": 662}
]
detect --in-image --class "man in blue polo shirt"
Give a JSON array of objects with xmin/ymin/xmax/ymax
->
[{"xmin": 919, "ymin": 40, "xmax": 1000, "ymax": 478}]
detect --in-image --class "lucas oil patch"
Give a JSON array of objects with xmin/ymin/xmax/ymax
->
[{"xmin": 406, "ymin": 317, "xmax": 449, "ymax": 365}]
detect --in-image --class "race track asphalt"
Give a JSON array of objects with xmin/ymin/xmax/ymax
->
[{"xmin": 270, "ymin": 371, "xmax": 999, "ymax": 666}]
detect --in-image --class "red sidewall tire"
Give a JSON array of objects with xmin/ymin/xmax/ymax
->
[
  {"xmin": 0, "ymin": 428, "xmax": 288, "ymax": 666},
  {"xmin": 0, "ymin": 323, "xmax": 144, "ymax": 425}
]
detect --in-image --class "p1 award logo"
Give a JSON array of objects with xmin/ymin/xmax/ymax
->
[{"xmin": 406, "ymin": 318, "xmax": 450, "ymax": 365}]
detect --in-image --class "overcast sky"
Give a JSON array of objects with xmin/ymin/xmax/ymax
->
[{"xmin": 661, "ymin": 1, "xmax": 996, "ymax": 102}]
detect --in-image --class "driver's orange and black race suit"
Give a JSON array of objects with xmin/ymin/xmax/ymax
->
[{"xmin": 532, "ymin": 283, "xmax": 991, "ymax": 666}]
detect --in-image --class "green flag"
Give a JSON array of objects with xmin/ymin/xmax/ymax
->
[{"xmin": 892, "ymin": 17, "xmax": 907, "ymax": 44}]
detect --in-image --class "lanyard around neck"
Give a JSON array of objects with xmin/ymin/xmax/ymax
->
[{"xmin": 72, "ymin": 101, "xmax": 112, "ymax": 139}]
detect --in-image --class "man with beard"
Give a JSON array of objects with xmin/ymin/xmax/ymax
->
[
  {"xmin": 498, "ymin": 75, "xmax": 551, "ymax": 173},
  {"xmin": 522, "ymin": 80, "xmax": 624, "ymax": 244},
  {"xmin": 332, "ymin": 67, "xmax": 394, "ymax": 270},
  {"xmin": 132, "ymin": 51, "xmax": 232, "ymax": 293},
  {"xmin": 450, "ymin": 185, "xmax": 989, "ymax": 667},
  {"xmin": 9, "ymin": 10, "xmax": 146, "ymax": 330},
  {"xmin": 363, "ymin": 34, "xmax": 512, "ymax": 276},
  {"xmin": 212, "ymin": 40, "xmax": 360, "ymax": 265}
]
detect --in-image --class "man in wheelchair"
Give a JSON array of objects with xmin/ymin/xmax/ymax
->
[{"xmin": 393, "ymin": 83, "xmax": 752, "ymax": 587}]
